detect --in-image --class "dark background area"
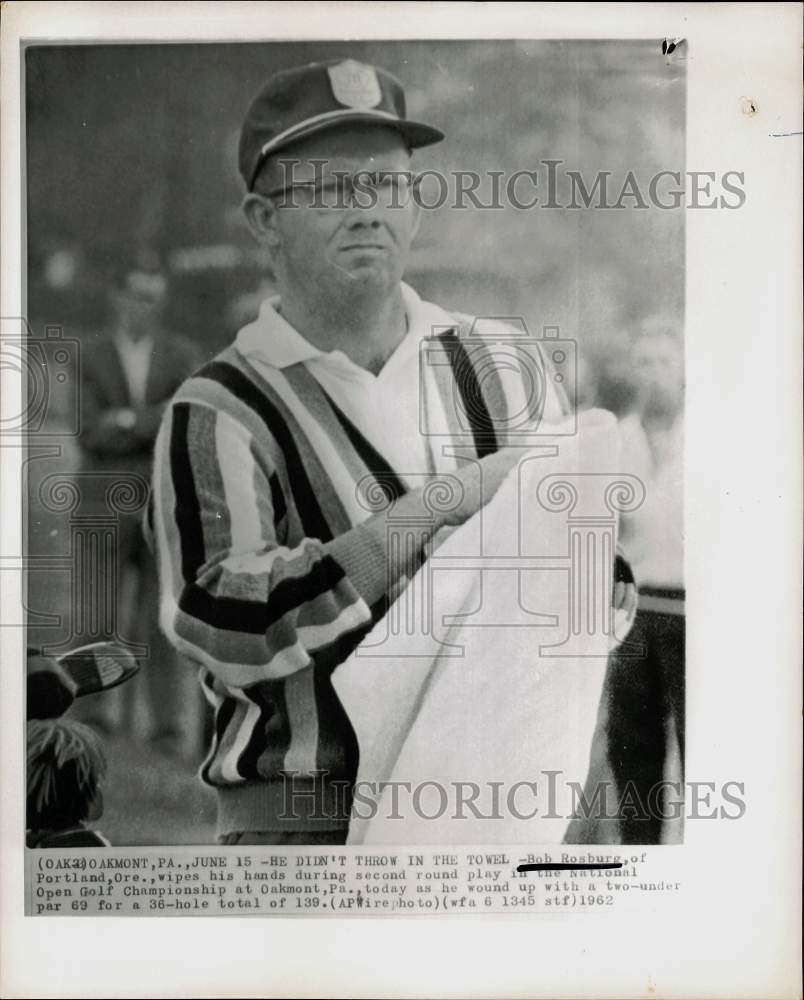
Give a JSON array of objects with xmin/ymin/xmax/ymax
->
[{"xmin": 26, "ymin": 39, "xmax": 685, "ymax": 359}]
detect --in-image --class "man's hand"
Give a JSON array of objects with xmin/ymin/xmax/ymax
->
[
  {"xmin": 614, "ymin": 551, "xmax": 637, "ymax": 613},
  {"xmin": 612, "ymin": 552, "xmax": 638, "ymax": 643},
  {"xmin": 375, "ymin": 449, "xmax": 521, "ymax": 590},
  {"xmin": 99, "ymin": 407, "xmax": 137, "ymax": 432},
  {"xmin": 440, "ymin": 448, "xmax": 523, "ymax": 527}
]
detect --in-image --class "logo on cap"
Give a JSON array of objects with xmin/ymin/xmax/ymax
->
[{"xmin": 328, "ymin": 60, "xmax": 383, "ymax": 110}]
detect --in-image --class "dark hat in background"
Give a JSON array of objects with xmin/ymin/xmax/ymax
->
[
  {"xmin": 26, "ymin": 653, "xmax": 76, "ymax": 720},
  {"xmin": 27, "ymin": 642, "xmax": 140, "ymax": 720},
  {"xmin": 239, "ymin": 59, "xmax": 445, "ymax": 191}
]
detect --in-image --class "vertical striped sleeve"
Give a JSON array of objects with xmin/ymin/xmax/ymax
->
[{"xmin": 153, "ymin": 398, "xmax": 373, "ymax": 689}]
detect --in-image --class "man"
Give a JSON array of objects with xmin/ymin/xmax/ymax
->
[
  {"xmin": 618, "ymin": 327, "xmax": 684, "ymax": 588},
  {"xmin": 607, "ymin": 325, "xmax": 685, "ymax": 843},
  {"xmin": 78, "ymin": 262, "xmax": 202, "ymax": 748},
  {"xmin": 151, "ymin": 60, "xmax": 634, "ymax": 845}
]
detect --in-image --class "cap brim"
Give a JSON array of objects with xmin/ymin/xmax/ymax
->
[
  {"xmin": 57, "ymin": 641, "xmax": 141, "ymax": 697},
  {"xmin": 251, "ymin": 110, "xmax": 444, "ymax": 187}
]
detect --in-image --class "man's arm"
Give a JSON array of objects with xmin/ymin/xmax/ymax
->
[
  {"xmin": 78, "ymin": 363, "xmax": 145, "ymax": 457},
  {"xmin": 152, "ymin": 398, "xmax": 521, "ymax": 689},
  {"xmin": 80, "ymin": 337, "xmax": 205, "ymax": 458},
  {"xmin": 131, "ymin": 336, "xmax": 207, "ymax": 443},
  {"xmin": 153, "ymin": 399, "xmax": 375, "ymax": 688}
]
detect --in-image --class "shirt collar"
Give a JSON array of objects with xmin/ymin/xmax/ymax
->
[
  {"xmin": 114, "ymin": 329, "xmax": 153, "ymax": 350},
  {"xmin": 234, "ymin": 282, "xmax": 458, "ymax": 371}
]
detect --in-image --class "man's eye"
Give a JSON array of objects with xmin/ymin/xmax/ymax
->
[
  {"xmin": 376, "ymin": 172, "xmax": 412, "ymax": 188},
  {"xmin": 318, "ymin": 180, "xmax": 347, "ymax": 197}
]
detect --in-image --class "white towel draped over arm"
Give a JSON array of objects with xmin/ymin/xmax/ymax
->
[{"xmin": 333, "ymin": 409, "xmax": 630, "ymax": 844}]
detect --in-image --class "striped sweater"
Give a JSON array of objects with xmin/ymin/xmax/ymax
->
[{"xmin": 151, "ymin": 315, "xmax": 568, "ymax": 835}]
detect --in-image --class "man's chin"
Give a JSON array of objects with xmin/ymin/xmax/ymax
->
[{"xmin": 333, "ymin": 260, "xmax": 397, "ymax": 290}]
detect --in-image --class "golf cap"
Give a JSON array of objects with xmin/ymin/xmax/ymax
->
[{"xmin": 239, "ymin": 59, "xmax": 445, "ymax": 191}]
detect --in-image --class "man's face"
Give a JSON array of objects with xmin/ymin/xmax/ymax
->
[
  {"xmin": 113, "ymin": 272, "xmax": 167, "ymax": 337},
  {"xmin": 252, "ymin": 126, "xmax": 420, "ymax": 301}
]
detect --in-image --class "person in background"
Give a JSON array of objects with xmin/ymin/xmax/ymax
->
[
  {"xmin": 77, "ymin": 259, "xmax": 204, "ymax": 752},
  {"xmin": 26, "ymin": 642, "xmax": 139, "ymax": 848},
  {"xmin": 618, "ymin": 326, "xmax": 684, "ymax": 587},
  {"xmin": 27, "ymin": 718, "xmax": 110, "ymax": 848},
  {"xmin": 606, "ymin": 323, "xmax": 685, "ymax": 843}
]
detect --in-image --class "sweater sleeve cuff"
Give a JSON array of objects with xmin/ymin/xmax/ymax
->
[{"xmin": 325, "ymin": 520, "xmax": 391, "ymax": 607}]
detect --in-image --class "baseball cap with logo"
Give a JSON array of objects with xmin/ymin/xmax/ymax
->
[{"xmin": 239, "ymin": 59, "xmax": 445, "ymax": 191}]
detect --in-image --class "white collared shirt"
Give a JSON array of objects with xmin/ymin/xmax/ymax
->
[
  {"xmin": 234, "ymin": 283, "xmax": 459, "ymax": 482},
  {"xmin": 114, "ymin": 331, "xmax": 153, "ymax": 407}
]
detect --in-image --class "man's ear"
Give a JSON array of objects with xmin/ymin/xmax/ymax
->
[
  {"xmin": 409, "ymin": 196, "xmax": 423, "ymax": 242},
  {"xmin": 406, "ymin": 164, "xmax": 423, "ymax": 242},
  {"xmin": 242, "ymin": 193, "xmax": 281, "ymax": 250}
]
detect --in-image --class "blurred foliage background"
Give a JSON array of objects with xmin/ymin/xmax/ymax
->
[{"xmin": 26, "ymin": 39, "xmax": 685, "ymax": 378}]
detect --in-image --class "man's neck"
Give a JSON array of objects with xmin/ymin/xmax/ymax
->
[{"xmin": 277, "ymin": 285, "xmax": 408, "ymax": 375}]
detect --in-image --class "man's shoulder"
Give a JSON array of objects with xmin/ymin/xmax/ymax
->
[
  {"xmin": 79, "ymin": 330, "xmax": 118, "ymax": 366},
  {"xmin": 171, "ymin": 344, "xmax": 242, "ymax": 399},
  {"xmin": 405, "ymin": 283, "xmax": 524, "ymax": 343},
  {"xmin": 438, "ymin": 310, "xmax": 534, "ymax": 342},
  {"xmin": 424, "ymin": 302, "xmax": 571, "ymax": 419},
  {"xmin": 167, "ymin": 344, "xmax": 286, "ymax": 430}
]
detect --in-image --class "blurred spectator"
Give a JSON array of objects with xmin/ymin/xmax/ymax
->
[
  {"xmin": 569, "ymin": 350, "xmax": 599, "ymax": 412},
  {"xmin": 605, "ymin": 324, "xmax": 685, "ymax": 843},
  {"xmin": 76, "ymin": 259, "xmax": 204, "ymax": 753},
  {"xmin": 595, "ymin": 350, "xmax": 639, "ymax": 419},
  {"xmin": 618, "ymin": 326, "xmax": 684, "ymax": 585},
  {"xmin": 27, "ymin": 718, "xmax": 110, "ymax": 848},
  {"xmin": 26, "ymin": 643, "xmax": 141, "ymax": 846},
  {"xmin": 26, "ymin": 649, "xmax": 77, "ymax": 720}
]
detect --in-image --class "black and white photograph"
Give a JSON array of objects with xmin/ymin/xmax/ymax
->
[
  {"xmin": 20, "ymin": 36, "xmax": 686, "ymax": 849},
  {"xmin": 1, "ymin": 3, "xmax": 801, "ymax": 999}
]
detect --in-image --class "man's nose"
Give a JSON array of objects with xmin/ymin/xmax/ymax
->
[{"xmin": 343, "ymin": 212, "xmax": 383, "ymax": 229}]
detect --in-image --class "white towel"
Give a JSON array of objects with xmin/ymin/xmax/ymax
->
[{"xmin": 333, "ymin": 409, "xmax": 626, "ymax": 844}]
